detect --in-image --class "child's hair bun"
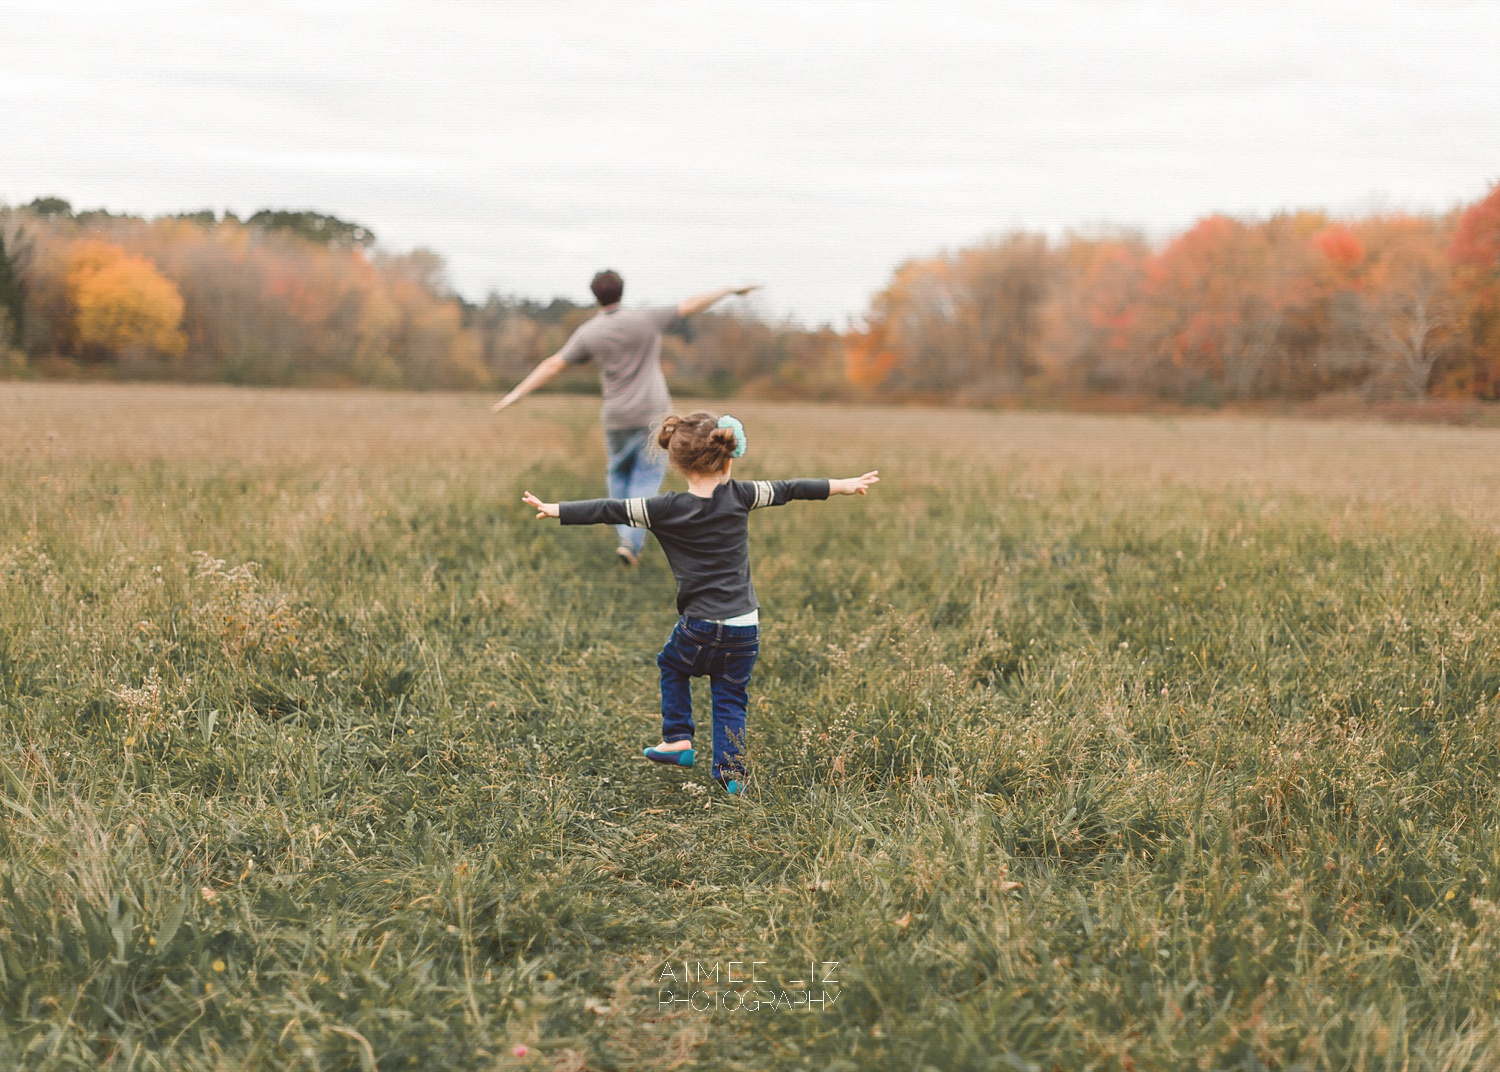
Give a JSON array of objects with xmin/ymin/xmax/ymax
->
[
  {"xmin": 656, "ymin": 415, "xmax": 681, "ymax": 450},
  {"xmin": 656, "ymin": 412, "xmax": 737, "ymax": 476}
]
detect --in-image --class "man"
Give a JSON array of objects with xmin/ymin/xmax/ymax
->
[{"xmin": 492, "ymin": 270, "xmax": 759, "ymax": 565}]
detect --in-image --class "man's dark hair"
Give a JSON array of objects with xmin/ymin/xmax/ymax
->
[{"xmin": 590, "ymin": 270, "xmax": 624, "ymax": 307}]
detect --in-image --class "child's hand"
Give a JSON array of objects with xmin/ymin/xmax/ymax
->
[
  {"xmin": 830, "ymin": 471, "xmax": 879, "ymax": 496},
  {"xmin": 522, "ymin": 492, "xmax": 560, "ymax": 519}
]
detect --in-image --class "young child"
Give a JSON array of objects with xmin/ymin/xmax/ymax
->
[{"xmin": 522, "ymin": 411, "xmax": 878, "ymax": 795}]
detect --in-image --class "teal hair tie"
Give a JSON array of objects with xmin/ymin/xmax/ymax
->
[{"xmin": 717, "ymin": 414, "xmax": 747, "ymax": 458}]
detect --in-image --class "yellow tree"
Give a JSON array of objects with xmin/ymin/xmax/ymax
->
[{"xmin": 66, "ymin": 240, "xmax": 186, "ymax": 362}]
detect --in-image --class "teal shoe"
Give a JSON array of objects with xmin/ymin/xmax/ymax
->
[
  {"xmin": 644, "ymin": 745, "xmax": 695, "ymax": 767},
  {"xmin": 722, "ymin": 779, "xmax": 743, "ymax": 796}
]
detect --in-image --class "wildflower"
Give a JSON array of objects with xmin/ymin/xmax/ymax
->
[
  {"xmin": 512, "ymin": 1044, "xmax": 530, "ymax": 1058},
  {"xmin": 212, "ymin": 959, "xmax": 226, "ymax": 972}
]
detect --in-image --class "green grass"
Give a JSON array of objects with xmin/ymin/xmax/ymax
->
[{"xmin": 2, "ymin": 386, "xmax": 1500, "ymax": 1070}]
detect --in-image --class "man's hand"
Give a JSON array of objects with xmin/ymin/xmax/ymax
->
[
  {"xmin": 678, "ymin": 285, "xmax": 762, "ymax": 318},
  {"xmin": 522, "ymin": 492, "xmax": 560, "ymax": 519},
  {"xmin": 830, "ymin": 471, "xmax": 880, "ymax": 496}
]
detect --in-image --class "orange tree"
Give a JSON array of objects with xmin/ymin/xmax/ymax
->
[
  {"xmin": 65, "ymin": 240, "xmax": 186, "ymax": 362},
  {"xmin": 1351, "ymin": 215, "xmax": 1462, "ymax": 398},
  {"xmin": 1129, "ymin": 213, "xmax": 1337, "ymax": 401},
  {"xmin": 849, "ymin": 235, "xmax": 1053, "ymax": 395}
]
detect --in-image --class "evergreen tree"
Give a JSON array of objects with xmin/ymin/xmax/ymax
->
[{"xmin": 0, "ymin": 220, "xmax": 28, "ymax": 351}]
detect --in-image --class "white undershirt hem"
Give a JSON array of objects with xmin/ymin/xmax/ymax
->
[{"xmin": 712, "ymin": 609, "xmax": 760, "ymax": 627}]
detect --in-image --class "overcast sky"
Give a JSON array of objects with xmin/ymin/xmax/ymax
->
[{"xmin": 4, "ymin": 1, "xmax": 1498, "ymax": 326}]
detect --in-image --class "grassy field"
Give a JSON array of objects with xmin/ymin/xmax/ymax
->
[{"xmin": 3, "ymin": 383, "xmax": 1500, "ymax": 1071}]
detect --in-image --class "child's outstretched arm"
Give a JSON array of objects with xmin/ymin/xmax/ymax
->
[
  {"xmin": 830, "ymin": 471, "xmax": 880, "ymax": 496},
  {"xmin": 743, "ymin": 470, "xmax": 879, "ymax": 510},
  {"xmin": 521, "ymin": 491, "xmax": 654, "ymax": 529},
  {"xmin": 522, "ymin": 492, "xmax": 560, "ymax": 519}
]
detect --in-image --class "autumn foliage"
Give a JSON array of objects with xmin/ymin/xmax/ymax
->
[
  {"xmin": 855, "ymin": 180, "xmax": 1500, "ymax": 402},
  {"xmin": 0, "ymin": 202, "xmax": 841, "ymax": 394},
  {"xmin": 5, "ymin": 181, "xmax": 1500, "ymax": 402},
  {"xmin": 1448, "ymin": 182, "xmax": 1500, "ymax": 396},
  {"xmin": 65, "ymin": 240, "xmax": 187, "ymax": 362},
  {"xmin": 1, "ymin": 208, "xmax": 489, "ymax": 386}
]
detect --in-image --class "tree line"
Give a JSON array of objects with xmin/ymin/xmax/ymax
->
[
  {"xmin": 2, "ymin": 182, "xmax": 1498, "ymax": 402},
  {"xmin": 0, "ymin": 199, "xmax": 842, "ymax": 395},
  {"xmin": 852, "ymin": 182, "xmax": 1500, "ymax": 403}
]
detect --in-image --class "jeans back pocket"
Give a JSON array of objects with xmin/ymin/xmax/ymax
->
[{"xmin": 717, "ymin": 649, "xmax": 758, "ymax": 685}]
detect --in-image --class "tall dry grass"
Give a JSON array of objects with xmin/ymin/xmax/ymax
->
[{"xmin": 2, "ymin": 383, "xmax": 1499, "ymax": 1070}]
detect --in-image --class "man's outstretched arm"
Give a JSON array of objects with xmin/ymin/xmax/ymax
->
[
  {"xmin": 491, "ymin": 352, "xmax": 569, "ymax": 413},
  {"xmin": 677, "ymin": 284, "xmax": 761, "ymax": 318}
]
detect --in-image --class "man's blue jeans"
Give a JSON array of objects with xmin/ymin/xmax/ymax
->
[
  {"xmin": 605, "ymin": 426, "xmax": 668, "ymax": 556},
  {"xmin": 657, "ymin": 616, "xmax": 759, "ymax": 784}
]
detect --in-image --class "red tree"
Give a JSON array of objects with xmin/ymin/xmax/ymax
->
[{"xmin": 1449, "ymin": 181, "xmax": 1500, "ymax": 398}]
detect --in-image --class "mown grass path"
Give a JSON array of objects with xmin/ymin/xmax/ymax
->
[{"xmin": 2, "ymin": 384, "xmax": 1500, "ymax": 1070}]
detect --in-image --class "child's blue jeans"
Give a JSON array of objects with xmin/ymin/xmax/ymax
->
[{"xmin": 657, "ymin": 616, "xmax": 759, "ymax": 784}]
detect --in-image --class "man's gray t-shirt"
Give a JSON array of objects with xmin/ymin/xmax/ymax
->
[{"xmin": 557, "ymin": 306, "xmax": 677, "ymax": 430}]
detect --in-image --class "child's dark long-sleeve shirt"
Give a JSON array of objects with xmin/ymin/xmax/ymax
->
[{"xmin": 558, "ymin": 478, "xmax": 830, "ymax": 620}]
